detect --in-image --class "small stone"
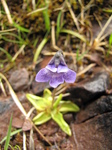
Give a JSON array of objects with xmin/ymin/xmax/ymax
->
[{"xmin": 9, "ymin": 68, "xmax": 29, "ymax": 91}]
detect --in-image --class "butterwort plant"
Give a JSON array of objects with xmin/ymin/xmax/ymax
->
[{"xmin": 26, "ymin": 50, "xmax": 79, "ymax": 136}]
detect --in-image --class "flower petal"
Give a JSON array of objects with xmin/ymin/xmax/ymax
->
[
  {"xmin": 35, "ymin": 68, "xmax": 51, "ymax": 82},
  {"xmin": 49, "ymin": 73, "xmax": 64, "ymax": 88},
  {"xmin": 63, "ymin": 69, "xmax": 76, "ymax": 83},
  {"xmin": 46, "ymin": 64, "xmax": 57, "ymax": 72},
  {"xmin": 57, "ymin": 64, "xmax": 69, "ymax": 73}
]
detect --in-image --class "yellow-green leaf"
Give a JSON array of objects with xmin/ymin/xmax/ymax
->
[
  {"xmin": 53, "ymin": 94, "xmax": 62, "ymax": 108},
  {"xmin": 33, "ymin": 112, "xmax": 51, "ymax": 125},
  {"xmin": 61, "ymin": 29, "xmax": 86, "ymax": 42},
  {"xmin": 26, "ymin": 94, "xmax": 47, "ymax": 111},
  {"xmin": 51, "ymin": 110, "xmax": 71, "ymax": 136},
  {"xmin": 43, "ymin": 89, "xmax": 52, "ymax": 101},
  {"xmin": 59, "ymin": 101, "xmax": 80, "ymax": 113}
]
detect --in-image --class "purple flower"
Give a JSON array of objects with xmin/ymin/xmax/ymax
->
[{"xmin": 35, "ymin": 50, "xmax": 76, "ymax": 88}]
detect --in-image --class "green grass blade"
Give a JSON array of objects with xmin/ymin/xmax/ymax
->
[
  {"xmin": 13, "ymin": 22, "xmax": 30, "ymax": 33},
  {"xmin": 103, "ymin": 8, "xmax": 112, "ymax": 13},
  {"xmin": 43, "ymin": 8, "xmax": 50, "ymax": 32},
  {"xmin": 42, "ymin": 0, "xmax": 50, "ymax": 32},
  {"xmin": 56, "ymin": 11, "xmax": 62, "ymax": 40},
  {"xmin": 0, "ymin": 129, "xmax": 22, "ymax": 144},
  {"xmin": 109, "ymin": 33, "xmax": 112, "ymax": 45},
  {"xmin": 4, "ymin": 114, "xmax": 13, "ymax": 150},
  {"xmin": 33, "ymin": 37, "xmax": 48, "ymax": 63},
  {"xmin": 0, "ymin": 47, "xmax": 12, "ymax": 61},
  {"xmin": 107, "ymin": 33, "xmax": 112, "ymax": 56},
  {"xmin": 61, "ymin": 29, "xmax": 86, "ymax": 42},
  {"xmin": 0, "ymin": 32, "xmax": 23, "ymax": 41},
  {"xmin": 0, "ymin": 32, "xmax": 25, "ymax": 44},
  {"xmin": 76, "ymin": 49, "xmax": 88, "ymax": 61},
  {"xmin": 33, "ymin": 37, "xmax": 39, "ymax": 48},
  {"xmin": 1, "ymin": 36, "xmax": 24, "ymax": 44}
]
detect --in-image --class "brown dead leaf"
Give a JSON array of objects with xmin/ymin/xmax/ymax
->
[{"xmin": 22, "ymin": 119, "xmax": 32, "ymax": 131}]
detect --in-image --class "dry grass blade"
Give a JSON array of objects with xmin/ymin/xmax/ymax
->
[
  {"xmin": 42, "ymin": 51, "xmax": 90, "ymax": 60},
  {"xmin": 51, "ymin": 21, "xmax": 60, "ymax": 51},
  {"xmin": 1, "ymin": 0, "xmax": 13, "ymax": 24},
  {"xmin": 77, "ymin": 63, "xmax": 96, "ymax": 77},
  {"xmin": 32, "ymin": 0, "xmax": 36, "ymax": 10},
  {"xmin": 90, "ymin": 16, "xmax": 112, "ymax": 52},
  {"xmin": 0, "ymin": 79, "xmax": 7, "ymax": 96},
  {"xmin": 27, "ymin": 6, "xmax": 47, "ymax": 16},
  {"xmin": 96, "ymin": 15, "xmax": 112, "ymax": 40},
  {"xmin": 66, "ymin": 1, "xmax": 79, "ymax": 31},
  {"xmin": 0, "ymin": 73, "xmax": 27, "ymax": 117},
  {"xmin": 23, "ymin": 132, "xmax": 27, "ymax": 150},
  {"xmin": 29, "ymin": 129, "xmax": 34, "ymax": 150},
  {"xmin": 26, "ymin": 107, "xmax": 35, "ymax": 119},
  {"xmin": 11, "ymin": 45, "xmax": 26, "ymax": 62},
  {"xmin": 51, "ymin": 21, "xmax": 56, "ymax": 47},
  {"xmin": 0, "ymin": 28, "xmax": 16, "ymax": 33}
]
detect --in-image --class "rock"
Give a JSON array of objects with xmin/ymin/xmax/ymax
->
[
  {"xmin": 0, "ymin": 96, "xmax": 13, "ymax": 114},
  {"xmin": 76, "ymin": 95, "xmax": 112, "ymax": 123},
  {"xmin": 70, "ymin": 95, "xmax": 112, "ymax": 150},
  {"xmin": 72, "ymin": 112, "xmax": 112, "ymax": 150},
  {"xmin": 68, "ymin": 72, "xmax": 110, "ymax": 103},
  {"xmin": 9, "ymin": 68, "xmax": 29, "ymax": 91}
]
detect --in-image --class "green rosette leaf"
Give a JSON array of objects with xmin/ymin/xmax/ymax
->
[
  {"xmin": 53, "ymin": 94, "xmax": 63, "ymax": 108},
  {"xmin": 51, "ymin": 110, "xmax": 71, "ymax": 136},
  {"xmin": 43, "ymin": 89, "xmax": 52, "ymax": 102},
  {"xmin": 33, "ymin": 112, "xmax": 51, "ymax": 125},
  {"xmin": 26, "ymin": 93, "xmax": 51, "ymax": 111},
  {"xmin": 59, "ymin": 101, "xmax": 80, "ymax": 113}
]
